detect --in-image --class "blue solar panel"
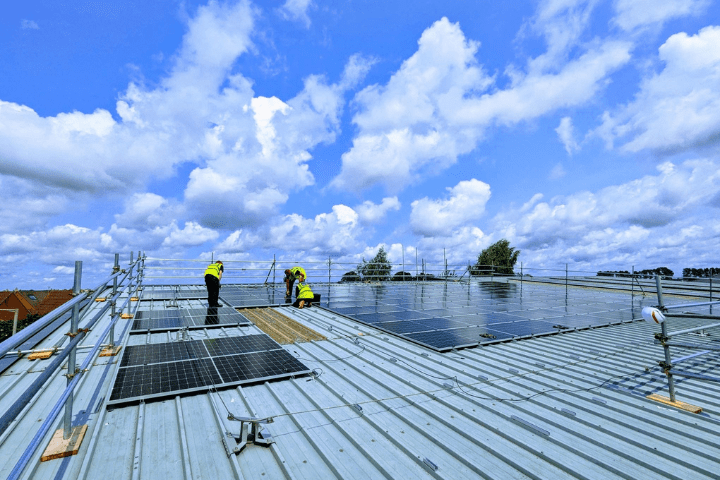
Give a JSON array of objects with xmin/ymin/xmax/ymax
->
[{"xmin": 321, "ymin": 282, "xmax": 643, "ymax": 352}]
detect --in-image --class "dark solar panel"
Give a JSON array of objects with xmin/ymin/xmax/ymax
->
[
  {"xmin": 109, "ymin": 333, "xmax": 310, "ymax": 405},
  {"xmin": 321, "ymin": 282, "xmax": 644, "ymax": 352},
  {"xmin": 203, "ymin": 334, "xmax": 281, "ymax": 356},
  {"xmin": 130, "ymin": 307, "xmax": 251, "ymax": 333},
  {"xmin": 212, "ymin": 349, "xmax": 310, "ymax": 383},
  {"xmin": 110, "ymin": 358, "xmax": 222, "ymax": 401}
]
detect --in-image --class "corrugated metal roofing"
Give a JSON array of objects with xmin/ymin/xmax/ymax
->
[{"xmin": 1, "ymin": 283, "xmax": 719, "ymax": 479}]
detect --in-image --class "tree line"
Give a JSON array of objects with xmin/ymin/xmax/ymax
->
[
  {"xmin": 341, "ymin": 239, "xmax": 521, "ymax": 282},
  {"xmin": 682, "ymin": 267, "xmax": 720, "ymax": 278},
  {"xmin": 597, "ymin": 267, "xmax": 674, "ymax": 279}
]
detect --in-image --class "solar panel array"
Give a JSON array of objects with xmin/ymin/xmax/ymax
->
[
  {"xmin": 315, "ymin": 282, "xmax": 652, "ymax": 351},
  {"xmin": 219, "ymin": 286, "xmax": 291, "ymax": 307},
  {"xmin": 140, "ymin": 285, "xmax": 208, "ymax": 300},
  {"xmin": 108, "ymin": 334, "xmax": 311, "ymax": 405},
  {"xmin": 131, "ymin": 307, "xmax": 251, "ymax": 333}
]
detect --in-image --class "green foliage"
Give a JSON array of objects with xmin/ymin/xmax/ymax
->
[
  {"xmin": 392, "ymin": 271, "xmax": 413, "ymax": 281},
  {"xmin": 358, "ymin": 247, "xmax": 392, "ymax": 282},
  {"xmin": 0, "ymin": 313, "xmax": 41, "ymax": 342},
  {"xmin": 683, "ymin": 267, "xmax": 720, "ymax": 278},
  {"xmin": 340, "ymin": 271, "xmax": 361, "ymax": 282},
  {"xmin": 470, "ymin": 239, "xmax": 520, "ymax": 276},
  {"xmin": 598, "ymin": 267, "xmax": 674, "ymax": 279}
]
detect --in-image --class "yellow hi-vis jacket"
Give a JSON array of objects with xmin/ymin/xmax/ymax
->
[
  {"xmin": 291, "ymin": 266, "xmax": 306, "ymax": 280},
  {"xmin": 297, "ymin": 282, "xmax": 314, "ymax": 299},
  {"xmin": 204, "ymin": 263, "xmax": 222, "ymax": 279}
]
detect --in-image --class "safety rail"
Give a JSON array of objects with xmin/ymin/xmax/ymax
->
[
  {"xmin": 645, "ymin": 275, "xmax": 720, "ymax": 407},
  {"xmin": 6, "ymin": 251, "xmax": 145, "ymax": 480}
]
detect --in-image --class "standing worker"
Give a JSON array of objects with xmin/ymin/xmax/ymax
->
[
  {"xmin": 293, "ymin": 281, "xmax": 315, "ymax": 309},
  {"xmin": 204, "ymin": 260, "xmax": 224, "ymax": 307},
  {"xmin": 284, "ymin": 266, "xmax": 306, "ymax": 301}
]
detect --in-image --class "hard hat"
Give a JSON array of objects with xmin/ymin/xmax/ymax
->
[{"xmin": 641, "ymin": 307, "xmax": 665, "ymax": 324}]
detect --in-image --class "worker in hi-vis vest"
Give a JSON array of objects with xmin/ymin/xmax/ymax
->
[
  {"xmin": 204, "ymin": 261, "xmax": 224, "ymax": 307},
  {"xmin": 293, "ymin": 282, "xmax": 314, "ymax": 309},
  {"xmin": 284, "ymin": 266, "xmax": 307, "ymax": 300}
]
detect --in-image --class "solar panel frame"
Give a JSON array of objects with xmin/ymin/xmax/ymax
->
[
  {"xmin": 108, "ymin": 334, "xmax": 311, "ymax": 406},
  {"xmin": 321, "ymin": 281, "xmax": 648, "ymax": 352}
]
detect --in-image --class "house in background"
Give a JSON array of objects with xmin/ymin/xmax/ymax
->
[
  {"xmin": 0, "ymin": 289, "xmax": 73, "ymax": 322},
  {"xmin": 0, "ymin": 290, "xmax": 35, "ymax": 322}
]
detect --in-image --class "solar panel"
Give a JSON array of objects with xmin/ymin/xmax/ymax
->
[
  {"xmin": 130, "ymin": 307, "xmax": 251, "ymax": 333},
  {"xmin": 321, "ymin": 282, "xmax": 644, "ymax": 352},
  {"xmin": 203, "ymin": 335, "xmax": 281, "ymax": 356},
  {"xmin": 219, "ymin": 286, "xmax": 290, "ymax": 308},
  {"xmin": 108, "ymin": 334, "xmax": 311, "ymax": 405}
]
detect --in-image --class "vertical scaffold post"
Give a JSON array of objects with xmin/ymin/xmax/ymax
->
[
  {"xmin": 656, "ymin": 274, "xmax": 676, "ymax": 402},
  {"xmin": 565, "ymin": 263, "xmax": 568, "ymax": 297},
  {"xmin": 631, "ymin": 265, "xmax": 635, "ymax": 301},
  {"xmin": 273, "ymin": 254, "xmax": 276, "ymax": 286},
  {"xmin": 328, "ymin": 256, "xmax": 331, "ymax": 285},
  {"xmin": 64, "ymin": 261, "xmax": 82, "ymax": 439},
  {"xmin": 520, "ymin": 262, "xmax": 523, "ymax": 294},
  {"xmin": 109, "ymin": 253, "xmax": 120, "ymax": 347}
]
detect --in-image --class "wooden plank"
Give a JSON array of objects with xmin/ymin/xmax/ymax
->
[
  {"xmin": 41, "ymin": 425, "xmax": 88, "ymax": 461},
  {"xmin": 95, "ymin": 298, "xmax": 106, "ymax": 302},
  {"xmin": 28, "ymin": 351, "xmax": 53, "ymax": 360},
  {"xmin": 120, "ymin": 313, "xmax": 133, "ymax": 319},
  {"xmin": 646, "ymin": 393, "xmax": 703, "ymax": 413},
  {"xmin": 99, "ymin": 345, "xmax": 122, "ymax": 357}
]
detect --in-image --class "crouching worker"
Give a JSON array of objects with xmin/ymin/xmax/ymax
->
[{"xmin": 292, "ymin": 282, "xmax": 314, "ymax": 309}]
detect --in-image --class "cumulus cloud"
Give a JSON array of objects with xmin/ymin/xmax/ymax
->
[
  {"xmin": 278, "ymin": 0, "xmax": 313, "ymax": 28},
  {"xmin": 161, "ymin": 222, "xmax": 219, "ymax": 247},
  {"xmin": 597, "ymin": 26, "xmax": 720, "ymax": 154},
  {"xmin": 332, "ymin": 16, "xmax": 630, "ymax": 193},
  {"xmin": 613, "ymin": 0, "xmax": 709, "ymax": 31},
  {"xmin": 216, "ymin": 204, "xmax": 368, "ymax": 256},
  {"xmin": 354, "ymin": 197, "xmax": 401, "ymax": 224},
  {"xmin": 114, "ymin": 193, "xmax": 184, "ymax": 229},
  {"xmin": 491, "ymin": 159, "xmax": 720, "ymax": 270},
  {"xmin": 556, "ymin": 116, "xmax": 579, "ymax": 154},
  {"xmin": 410, "ymin": 179, "xmax": 491, "ymax": 237},
  {"xmin": 0, "ymin": 0, "xmax": 369, "ymax": 233}
]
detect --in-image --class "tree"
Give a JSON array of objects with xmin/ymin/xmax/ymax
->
[
  {"xmin": 392, "ymin": 271, "xmax": 413, "ymax": 281},
  {"xmin": 340, "ymin": 271, "xmax": 361, "ymax": 282},
  {"xmin": 358, "ymin": 247, "xmax": 392, "ymax": 282},
  {"xmin": 470, "ymin": 239, "xmax": 520, "ymax": 276}
]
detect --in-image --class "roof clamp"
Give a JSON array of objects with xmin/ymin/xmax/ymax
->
[
  {"xmin": 658, "ymin": 360, "xmax": 673, "ymax": 375},
  {"xmin": 225, "ymin": 414, "xmax": 274, "ymax": 455}
]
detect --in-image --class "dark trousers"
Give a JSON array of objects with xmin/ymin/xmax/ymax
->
[{"xmin": 205, "ymin": 274, "xmax": 220, "ymax": 307}]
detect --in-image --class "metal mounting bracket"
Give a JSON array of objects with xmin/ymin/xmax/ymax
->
[{"xmin": 226, "ymin": 414, "xmax": 274, "ymax": 455}]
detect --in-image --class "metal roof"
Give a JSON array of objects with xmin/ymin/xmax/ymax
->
[{"xmin": 1, "ymin": 283, "xmax": 719, "ymax": 479}]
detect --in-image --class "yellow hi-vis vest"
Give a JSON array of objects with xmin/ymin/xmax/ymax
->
[
  {"xmin": 297, "ymin": 282, "xmax": 314, "ymax": 299},
  {"xmin": 204, "ymin": 263, "xmax": 222, "ymax": 279},
  {"xmin": 291, "ymin": 266, "xmax": 306, "ymax": 280}
]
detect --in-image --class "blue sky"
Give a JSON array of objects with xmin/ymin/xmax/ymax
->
[{"xmin": 2, "ymin": 0, "xmax": 720, "ymax": 288}]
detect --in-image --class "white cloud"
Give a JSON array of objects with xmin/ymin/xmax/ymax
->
[
  {"xmin": 354, "ymin": 197, "xmax": 401, "ymax": 224},
  {"xmin": 410, "ymin": 179, "xmax": 491, "ymax": 237},
  {"xmin": 1, "ymin": 1, "xmax": 370, "ymax": 236},
  {"xmin": 278, "ymin": 0, "xmax": 313, "ymax": 28},
  {"xmin": 114, "ymin": 193, "xmax": 184, "ymax": 229},
  {"xmin": 613, "ymin": 0, "xmax": 709, "ymax": 31},
  {"xmin": 491, "ymin": 158, "xmax": 720, "ymax": 271},
  {"xmin": 597, "ymin": 26, "xmax": 720, "ymax": 154},
  {"xmin": 556, "ymin": 116, "xmax": 579, "ymax": 154},
  {"xmin": 216, "ymin": 204, "xmax": 367, "ymax": 256},
  {"xmin": 332, "ymin": 16, "xmax": 630, "ymax": 193},
  {"xmin": 21, "ymin": 19, "xmax": 39, "ymax": 30},
  {"xmin": 161, "ymin": 222, "xmax": 219, "ymax": 247}
]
